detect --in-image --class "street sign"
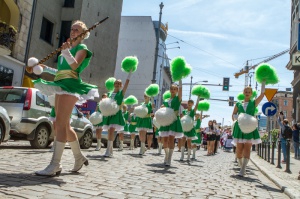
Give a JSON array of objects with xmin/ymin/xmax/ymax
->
[
  {"xmin": 292, "ymin": 52, "xmax": 300, "ymax": 66},
  {"xmin": 264, "ymin": 88, "xmax": 278, "ymax": 102},
  {"xmin": 262, "ymin": 102, "xmax": 277, "ymax": 117}
]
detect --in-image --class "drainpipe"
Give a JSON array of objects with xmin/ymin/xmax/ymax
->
[{"xmin": 21, "ymin": 0, "xmax": 37, "ymax": 85}]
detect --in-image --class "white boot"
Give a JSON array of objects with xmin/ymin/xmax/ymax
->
[
  {"xmin": 118, "ymin": 141, "xmax": 124, "ymax": 151},
  {"xmin": 238, "ymin": 158, "xmax": 249, "ymax": 177},
  {"xmin": 187, "ymin": 149, "xmax": 191, "ymax": 161},
  {"xmin": 35, "ymin": 141, "xmax": 65, "ymax": 176},
  {"xmin": 180, "ymin": 146, "xmax": 185, "ymax": 161},
  {"xmin": 95, "ymin": 139, "xmax": 101, "ymax": 151},
  {"xmin": 139, "ymin": 142, "xmax": 145, "ymax": 155},
  {"xmin": 104, "ymin": 141, "xmax": 113, "ymax": 157},
  {"xmin": 49, "ymin": 137, "xmax": 56, "ymax": 152},
  {"xmin": 164, "ymin": 148, "xmax": 169, "ymax": 165},
  {"xmin": 192, "ymin": 148, "xmax": 196, "ymax": 160},
  {"xmin": 130, "ymin": 139, "xmax": 134, "ymax": 150},
  {"xmin": 158, "ymin": 143, "xmax": 162, "ymax": 154},
  {"xmin": 237, "ymin": 158, "xmax": 243, "ymax": 167},
  {"xmin": 166, "ymin": 149, "xmax": 174, "ymax": 166},
  {"xmin": 69, "ymin": 140, "xmax": 89, "ymax": 172}
]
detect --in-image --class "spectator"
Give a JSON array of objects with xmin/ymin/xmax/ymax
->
[
  {"xmin": 278, "ymin": 112, "xmax": 288, "ymax": 163},
  {"xmin": 292, "ymin": 124, "xmax": 300, "ymax": 159}
]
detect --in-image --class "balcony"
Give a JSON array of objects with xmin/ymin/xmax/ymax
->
[{"xmin": 0, "ymin": 21, "xmax": 17, "ymax": 56}]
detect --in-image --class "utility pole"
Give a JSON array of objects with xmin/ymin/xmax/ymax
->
[
  {"xmin": 189, "ymin": 76, "xmax": 193, "ymax": 99},
  {"xmin": 152, "ymin": 2, "xmax": 164, "ymax": 84}
]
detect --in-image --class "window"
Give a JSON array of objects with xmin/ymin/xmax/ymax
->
[
  {"xmin": 40, "ymin": 17, "xmax": 54, "ymax": 44},
  {"xmin": 283, "ymin": 110, "xmax": 287, "ymax": 117},
  {"xmin": 284, "ymin": 100, "xmax": 288, "ymax": 106},
  {"xmin": 72, "ymin": 107, "xmax": 78, "ymax": 115},
  {"xmin": 64, "ymin": 0, "xmax": 75, "ymax": 7},
  {"xmin": 43, "ymin": 95, "xmax": 51, "ymax": 108},
  {"xmin": 0, "ymin": 65, "xmax": 14, "ymax": 86},
  {"xmin": 36, "ymin": 92, "xmax": 45, "ymax": 107}
]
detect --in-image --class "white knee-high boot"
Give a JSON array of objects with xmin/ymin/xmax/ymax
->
[
  {"xmin": 180, "ymin": 146, "xmax": 185, "ymax": 161},
  {"xmin": 49, "ymin": 136, "xmax": 56, "ymax": 152},
  {"xmin": 69, "ymin": 140, "xmax": 89, "ymax": 172},
  {"xmin": 158, "ymin": 143, "xmax": 162, "ymax": 154},
  {"xmin": 139, "ymin": 142, "xmax": 145, "ymax": 155},
  {"xmin": 237, "ymin": 158, "xmax": 243, "ymax": 167},
  {"xmin": 95, "ymin": 139, "xmax": 102, "ymax": 151},
  {"xmin": 192, "ymin": 148, "xmax": 196, "ymax": 159},
  {"xmin": 166, "ymin": 149, "xmax": 174, "ymax": 166},
  {"xmin": 130, "ymin": 139, "xmax": 134, "ymax": 149},
  {"xmin": 238, "ymin": 158, "xmax": 249, "ymax": 177},
  {"xmin": 105, "ymin": 141, "xmax": 113, "ymax": 157},
  {"xmin": 164, "ymin": 148, "xmax": 169, "ymax": 164},
  {"xmin": 119, "ymin": 141, "xmax": 124, "ymax": 151},
  {"xmin": 35, "ymin": 141, "xmax": 65, "ymax": 176},
  {"xmin": 187, "ymin": 149, "xmax": 191, "ymax": 161}
]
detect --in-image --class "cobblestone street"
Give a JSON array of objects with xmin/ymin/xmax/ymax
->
[{"xmin": 0, "ymin": 141, "xmax": 289, "ymax": 199}]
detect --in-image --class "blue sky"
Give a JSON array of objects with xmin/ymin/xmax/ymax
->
[{"xmin": 122, "ymin": 0, "xmax": 292, "ymax": 126}]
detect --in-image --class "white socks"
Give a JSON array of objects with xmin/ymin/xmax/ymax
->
[
  {"xmin": 192, "ymin": 148, "xmax": 196, "ymax": 159},
  {"xmin": 95, "ymin": 139, "xmax": 101, "ymax": 151},
  {"xmin": 119, "ymin": 141, "xmax": 124, "ymax": 151},
  {"xmin": 166, "ymin": 149, "xmax": 174, "ymax": 166},
  {"xmin": 180, "ymin": 146, "xmax": 185, "ymax": 161},
  {"xmin": 187, "ymin": 149, "xmax": 191, "ymax": 161},
  {"xmin": 158, "ymin": 143, "xmax": 162, "ymax": 154},
  {"xmin": 238, "ymin": 158, "xmax": 249, "ymax": 177},
  {"xmin": 164, "ymin": 148, "xmax": 169, "ymax": 164},
  {"xmin": 139, "ymin": 142, "xmax": 145, "ymax": 155},
  {"xmin": 105, "ymin": 141, "xmax": 113, "ymax": 157}
]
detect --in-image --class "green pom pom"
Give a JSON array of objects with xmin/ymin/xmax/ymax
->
[
  {"xmin": 197, "ymin": 100, "xmax": 210, "ymax": 111},
  {"xmin": 145, "ymin": 84, "xmax": 159, "ymax": 97},
  {"xmin": 124, "ymin": 95, "xmax": 138, "ymax": 105},
  {"xmin": 182, "ymin": 64, "xmax": 192, "ymax": 78},
  {"xmin": 171, "ymin": 56, "xmax": 188, "ymax": 82},
  {"xmin": 121, "ymin": 56, "xmax": 138, "ymax": 73},
  {"xmin": 163, "ymin": 91, "xmax": 171, "ymax": 100},
  {"xmin": 237, "ymin": 93, "xmax": 245, "ymax": 101},
  {"xmin": 191, "ymin": 85, "xmax": 210, "ymax": 99},
  {"xmin": 255, "ymin": 63, "xmax": 279, "ymax": 85},
  {"xmin": 254, "ymin": 107, "xmax": 259, "ymax": 115},
  {"xmin": 105, "ymin": 77, "xmax": 116, "ymax": 91},
  {"xmin": 251, "ymin": 90, "xmax": 257, "ymax": 99}
]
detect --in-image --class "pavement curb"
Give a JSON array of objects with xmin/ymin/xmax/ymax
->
[{"xmin": 250, "ymin": 155, "xmax": 300, "ymax": 199}]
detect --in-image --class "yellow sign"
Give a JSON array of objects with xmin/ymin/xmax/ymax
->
[{"xmin": 264, "ymin": 88, "xmax": 278, "ymax": 101}]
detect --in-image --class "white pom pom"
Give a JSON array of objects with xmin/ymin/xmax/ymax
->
[
  {"xmin": 181, "ymin": 115, "xmax": 194, "ymax": 132},
  {"xmin": 33, "ymin": 65, "xmax": 43, "ymax": 75},
  {"xmin": 134, "ymin": 104, "xmax": 148, "ymax": 118},
  {"xmin": 238, "ymin": 113, "xmax": 258, "ymax": 134},
  {"xmin": 84, "ymin": 31, "xmax": 90, "ymax": 39},
  {"xmin": 28, "ymin": 57, "xmax": 39, "ymax": 67},
  {"xmin": 99, "ymin": 98, "xmax": 119, "ymax": 116},
  {"xmin": 153, "ymin": 117, "xmax": 160, "ymax": 129},
  {"xmin": 155, "ymin": 107, "xmax": 177, "ymax": 127},
  {"xmin": 89, "ymin": 112, "xmax": 103, "ymax": 125},
  {"xmin": 48, "ymin": 95, "xmax": 55, "ymax": 107}
]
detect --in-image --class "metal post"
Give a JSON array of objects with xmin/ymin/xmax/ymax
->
[
  {"xmin": 152, "ymin": 2, "xmax": 164, "ymax": 85},
  {"xmin": 267, "ymin": 141, "xmax": 271, "ymax": 162},
  {"xmin": 189, "ymin": 76, "xmax": 193, "ymax": 99},
  {"xmin": 260, "ymin": 142, "xmax": 263, "ymax": 157},
  {"xmin": 271, "ymin": 141, "xmax": 275, "ymax": 165},
  {"xmin": 258, "ymin": 143, "xmax": 260, "ymax": 156},
  {"xmin": 264, "ymin": 141, "xmax": 267, "ymax": 161},
  {"xmin": 276, "ymin": 140, "xmax": 282, "ymax": 168},
  {"xmin": 285, "ymin": 139, "xmax": 291, "ymax": 173}
]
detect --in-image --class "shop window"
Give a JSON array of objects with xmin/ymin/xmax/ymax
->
[
  {"xmin": 0, "ymin": 65, "xmax": 13, "ymax": 86},
  {"xmin": 40, "ymin": 17, "xmax": 54, "ymax": 44}
]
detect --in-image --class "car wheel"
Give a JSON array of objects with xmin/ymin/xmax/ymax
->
[
  {"xmin": 0, "ymin": 122, "xmax": 4, "ymax": 144},
  {"xmin": 80, "ymin": 130, "xmax": 93, "ymax": 149},
  {"xmin": 134, "ymin": 136, "xmax": 140, "ymax": 148},
  {"xmin": 113, "ymin": 134, "xmax": 120, "ymax": 148},
  {"xmin": 30, "ymin": 125, "xmax": 50, "ymax": 149}
]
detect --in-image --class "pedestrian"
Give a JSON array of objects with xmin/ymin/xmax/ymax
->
[
  {"xmin": 213, "ymin": 120, "xmax": 221, "ymax": 154},
  {"xmin": 205, "ymin": 120, "xmax": 216, "ymax": 156},
  {"xmin": 278, "ymin": 112, "xmax": 289, "ymax": 163},
  {"xmin": 94, "ymin": 93, "xmax": 107, "ymax": 151},
  {"xmin": 232, "ymin": 85, "xmax": 264, "ymax": 177},
  {"xmin": 158, "ymin": 82, "xmax": 183, "ymax": 166},
  {"xmin": 180, "ymin": 99, "xmax": 200, "ymax": 161},
  {"xmin": 191, "ymin": 112, "xmax": 203, "ymax": 160},
  {"xmin": 34, "ymin": 20, "xmax": 99, "ymax": 176},
  {"xmin": 128, "ymin": 111, "xmax": 138, "ymax": 150},
  {"xmin": 292, "ymin": 123, "xmax": 300, "ymax": 159},
  {"xmin": 117, "ymin": 104, "xmax": 130, "ymax": 151}
]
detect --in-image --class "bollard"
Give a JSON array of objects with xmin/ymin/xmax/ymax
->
[
  {"xmin": 258, "ymin": 143, "xmax": 261, "ymax": 157},
  {"xmin": 267, "ymin": 141, "xmax": 271, "ymax": 163},
  {"xmin": 262, "ymin": 142, "xmax": 265, "ymax": 159},
  {"xmin": 285, "ymin": 139, "xmax": 291, "ymax": 173},
  {"xmin": 264, "ymin": 141, "xmax": 267, "ymax": 161},
  {"xmin": 261, "ymin": 142, "xmax": 263, "ymax": 158},
  {"xmin": 276, "ymin": 140, "xmax": 282, "ymax": 169},
  {"xmin": 271, "ymin": 141, "xmax": 275, "ymax": 165}
]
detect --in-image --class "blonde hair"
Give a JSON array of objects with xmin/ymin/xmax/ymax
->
[
  {"xmin": 243, "ymin": 86, "xmax": 253, "ymax": 93},
  {"xmin": 72, "ymin": 20, "xmax": 89, "ymax": 39}
]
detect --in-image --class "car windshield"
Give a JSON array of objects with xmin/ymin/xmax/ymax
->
[{"xmin": 0, "ymin": 88, "xmax": 26, "ymax": 103}]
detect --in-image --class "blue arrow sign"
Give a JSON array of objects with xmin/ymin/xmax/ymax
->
[{"xmin": 262, "ymin": 102, "xmax": 277, "ymax": 117}]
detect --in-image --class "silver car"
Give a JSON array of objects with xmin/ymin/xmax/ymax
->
[
  {"xmin": 0, "ymin": 106, "xmax": 10, "ymax": 144},
  {"xmin": 0, "ymin": 86, "xmax": 93, "ymax": 149}
]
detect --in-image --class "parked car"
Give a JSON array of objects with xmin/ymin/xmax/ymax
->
[
  {"xmin": 0, "ymin": 106, "xmax": 10, "ymax": 144},
  {"xmin": 0, "ymin": 86, "xmax": 93, "ymax": 149}
]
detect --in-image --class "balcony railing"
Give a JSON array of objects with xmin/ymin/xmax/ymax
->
[{"xmin": 0, "ymin": 21, "xmax": 17, "ymax": 56}]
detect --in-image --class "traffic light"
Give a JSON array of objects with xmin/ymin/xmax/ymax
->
[
  {"xmin": 229, "ymin": 96, "xmax": 234, "ymax": 106},
  {"xmin": 223, "ymin": 77, "xmax": 230, "ymax": 91}
]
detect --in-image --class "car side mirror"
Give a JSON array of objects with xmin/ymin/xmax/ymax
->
[{"xmin": 78, "ymin": 111, "xmax": 83, "ymax": 118}]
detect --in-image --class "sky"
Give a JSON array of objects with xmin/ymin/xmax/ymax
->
[{"xmin": 121, "ymin": 0, "xmax": 292, "ymax": 126}]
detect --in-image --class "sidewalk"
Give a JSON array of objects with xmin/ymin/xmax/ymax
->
[{"xmin": 250, "ymin": 150, "xmax": 300, "ymax": 199}]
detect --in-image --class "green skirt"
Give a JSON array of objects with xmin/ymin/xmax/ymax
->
[
  {"xmin": 102, "ymin": 110, "xmax": 125, "ymax": 131},
  {"xmin": 129, "ymin": 124, "xmax": 138, "ymax": 134},
  {"xmin": 159, "ymin": 116, "xmax": 183, "ymax": 138},
  {"xmin": 232, "ymin": 121, "xmax": 261, "ymax": 145},
  {"xmin": 192, "ymin": 132, "xmax": 202, "ymax": 145},
  {"xmin": 94, "ymin": 116, "xmax": 107, "ymax": 128},
  {"xmin": 136, "ymin": 117, "xmax": 152, "ymax": 132},
  {"xmin": 184, "ymin": 128, "xmax": 197, "ymax": 140}
]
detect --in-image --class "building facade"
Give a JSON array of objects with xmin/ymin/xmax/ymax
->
[{"xmin": 114, "ymin": 16, "xmax": 172, "ymax": 108}]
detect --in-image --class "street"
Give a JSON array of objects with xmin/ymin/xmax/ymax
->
[{"xmin": 0, "ymin": 141, "xmax": 289, "ymax": 199}]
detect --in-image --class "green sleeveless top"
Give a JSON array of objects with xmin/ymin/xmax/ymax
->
[
  {"xmin": 123, "ymin": 111, "xmax": 129, "ymax": 121},
  {"xmin": 108, "ymin": 90, "xmax": 123, "ymax": 106},
  {"xmin": 236, "ymin": 99, "xmax": 256, "ymax": 116},
  {"xmin": 142, "ymin": 102, "xmax": 152, "ymax": 114},
  {"xmin": 183, "ymin": 109, "xmax": 195, "ymax": 119},
  {"xmin": 163, "ymin": 96, "xmax": 181, "ymax": 111},
  {"xmin": 195, "ymin": 119, "xmax": 201, "ymax": 129}
]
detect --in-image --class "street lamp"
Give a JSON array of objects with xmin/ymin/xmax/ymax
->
[
  {"xmin": 182, "ymin": 76, "xmax": 208, "ymax": 99},
  {"xmin": 166, "ymin": 41, "xmax": 179, "ymax": 45},
  {"xmin": 167, "ymin": 46, "xmax": 180, "ymax": 50}
]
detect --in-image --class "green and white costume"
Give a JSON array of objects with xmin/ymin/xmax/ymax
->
[
  {"xmin": 155, "ymin": 128, "xmax": 160, "ymax": 137},
  {"xmin": 159, "ymin": 96, "xmax": 183, "ymax": 138},
  {"xmin": 118, "ymin": 111, "xmax": 129, "ymax": 134},
  {"xmin": 129, "ymin": 113, "xmax": 139, "ymax": 135},
  {"xmin": 102, "ymin": 90, "xmax": 125, "ymax": 131},
  {"xmin": 136, "ymin": 102, "xmax": 153, "ymax": 132},
  {"xmin": 182, "ymin": 109, "xmax": 197, "ymax": 140},
  {"xmin": 232, "ymin": 99, "xmax": 261, "ymax": 145},
  {"xmin": 94, "ymin": 103, "xmax": 107, "ymax": 129},
  {"xmin": 33, "ymin": 44, "xmax": 99, "ymax": 104},
  {"xmin": 49, "ymin": 107, "xmax": 56, "ymax": 122},
  {"xmin": 192, "ymin": 119, "xmax": 202, "ymax": 146}
]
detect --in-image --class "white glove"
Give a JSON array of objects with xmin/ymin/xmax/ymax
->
[
  {"xmin": 127, "ymin": 71, "xmax": 132, "ymax": 80},
  {"xmin": 261, "ymin": 81, "xmax": 266, "ymax": 93},
  {"xmin": 61, "ymin": 48, "xmax": 76, "ymax": 65}
]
